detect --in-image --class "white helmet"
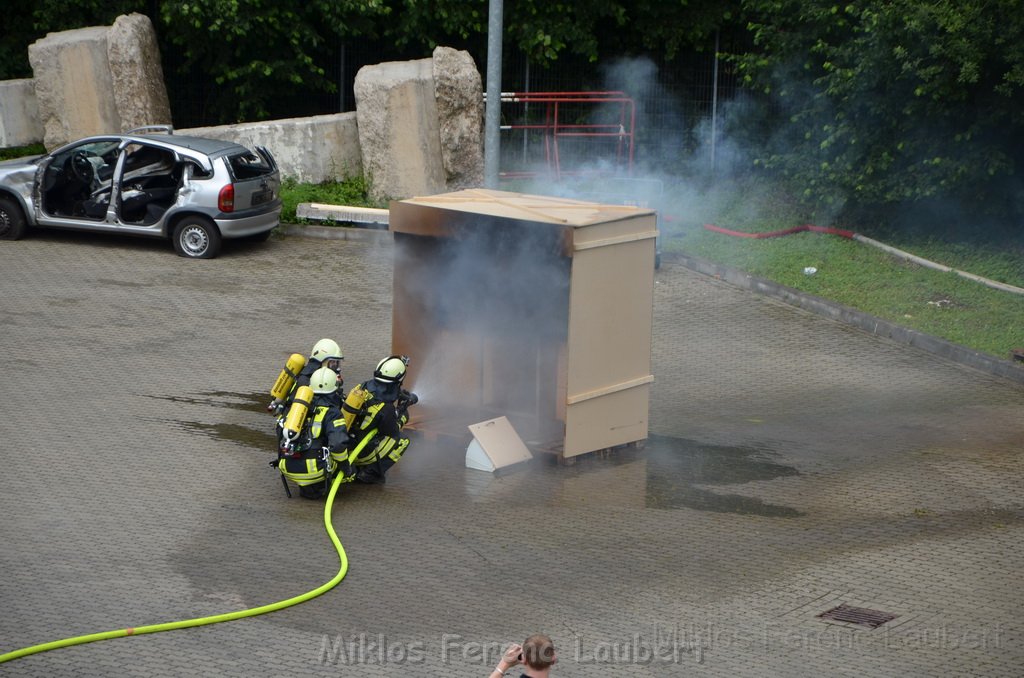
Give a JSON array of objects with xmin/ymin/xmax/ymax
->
[
  {"xmin": 310, "ymin": 338, "xmax": 343, "ymax": 364},
  {"xmin": 373, "ymin": 355, "xmax": 409, "ymax": 383},
  {"xmin": 310, "ymin": 367, "xmax": 340, "ymax": 394}
]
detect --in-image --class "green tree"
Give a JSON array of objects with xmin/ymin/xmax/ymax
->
[
  {"xmin": 159, "ymin": 0, "xmax": 389, "ymax": 123},
  {"xmin": 0, "ymin": 0, "xmax": 146, "ymax": 80},
  {"xmin": 623, "ymin": 0, "xmax": 740, "ymax": 61},
  {"xmin": 736, "ymin": 0, "xmax": 1024, "ymax": 225}
]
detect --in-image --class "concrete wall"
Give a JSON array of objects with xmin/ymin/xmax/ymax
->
[
  {"xmin": 180, "ymin": 113, "xmax": 362, "ymax": 184},
  {"xmin": 0, "ymin": 79, "xmax": 43, "ymax": 148}
]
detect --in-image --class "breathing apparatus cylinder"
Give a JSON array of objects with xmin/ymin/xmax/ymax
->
[
  {"xmin": 269, "ymin": 354, "xmax": 307, "ymax": 411},
  {"xmin": 342, "ymin": 384, "xmax": 370, "ymax": 430},
  {"xmin": 282, "ymin": 385, "xmax": 314, "ymax": 446}
]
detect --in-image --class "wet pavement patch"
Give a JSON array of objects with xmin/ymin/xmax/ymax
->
[
  {"xmin": 94, "ymin": 278, "xmax": 151, "ymax": 288},
  {"xmin": 643, "ymin": 435, "xmax": 803, "ymax": 517},
  {"xmin": 209, "ymin": 390, "xmax": 272, "ymax": 415},
  {"xmin": 149, "ymin": 390, "xmax": 271, "ymax": 415},
  {"xmin": 175, "ymin": 421, "xmax": 277, "ymax": 450}
]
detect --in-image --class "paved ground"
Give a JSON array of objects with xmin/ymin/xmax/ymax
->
[{"xmin": 0, "ymin": 228, "xmax": 1021, "ymax": 677}]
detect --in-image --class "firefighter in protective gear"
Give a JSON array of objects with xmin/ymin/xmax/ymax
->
[
  {"xmin": 277, "ymin": 366, "xmax": 350, "ymax": 499},
  {"xmin": 272, "ymin": 337, "xmax": 345, "ymax": 448},
  {"xmin": 342, "ymin": 355, "xmax": 418, "ymax": 484},
  {"xmin": 296, "ymin": 338, "xmax": 344, "ymax": 390},
  {"xmin": 268, "ymin": 338, "xmax": 344, "ymax": 415}
]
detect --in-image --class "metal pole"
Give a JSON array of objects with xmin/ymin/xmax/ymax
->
[
  {"xmin": 522, "ymin": 59, "xmax": 530, "ymax": 162},
  {"xmin": 484, "ymin": 0, "xmax": 504, "ymax": 188}
]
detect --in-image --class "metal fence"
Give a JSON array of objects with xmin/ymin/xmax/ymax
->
[{"xmin": 495, "ymin": 48, "xmax": 746, "ymax": 179}]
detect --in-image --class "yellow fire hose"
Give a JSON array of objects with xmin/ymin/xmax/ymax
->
[{"xmin": 0, "ymin": 473, "xmax": 349, "ymax": 665}]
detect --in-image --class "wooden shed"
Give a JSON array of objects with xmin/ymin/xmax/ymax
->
[{"xmin": 389, "ymin": 188, "xmax": 656, "ymax": 460}]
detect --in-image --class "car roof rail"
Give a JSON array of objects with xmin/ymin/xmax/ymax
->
[{"xmin": 126, "ymin": 124, "xmax": 175, "ymax": 135}]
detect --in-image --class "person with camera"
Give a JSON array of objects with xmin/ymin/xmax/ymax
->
[
  {"xmin": 490, "ymin": 634, "xmax": 556, "ymax": 677},
  {"xmin": 340, "ymin": 355, "xmax": 418, "ymax": 484}
]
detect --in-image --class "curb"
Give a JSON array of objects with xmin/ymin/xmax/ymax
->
[
  {"xmin": 280, "ymin": 223, "xmax": 388, "ymax": 242},
  {"xmin": 669, "ymin": 252, "xmax": 1024, "ymax": 387}
]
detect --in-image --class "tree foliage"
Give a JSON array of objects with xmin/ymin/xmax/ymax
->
[
  {"xmin": 0, "ymin": 0, "xmax": 145, "ymax": 79},
  {"xmin": 159, "ymin": 0, "xmax": 389, "ymax": 122},
  {"xmin": 735, "ymin": 0, "xmax": 1024, "ymax": 221}
]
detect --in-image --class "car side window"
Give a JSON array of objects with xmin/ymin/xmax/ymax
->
[
  {"xmin": 120, "ymin": 143, "xmax": 176, "ymax": 188},
  {"xmin": 186, "ymin": 160, "xmax": 213, "ymax": 180},
  {"xmin": 227, "ymin": 150, "xmax": 274, "ymax": 180}
]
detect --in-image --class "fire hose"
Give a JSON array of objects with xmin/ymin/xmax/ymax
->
[
  {"xmin": 0, "ymin": 473, "xmax": 350, "ymax": 665},
  {"xmin": 702, "ymin": 223, "xmax": 1024, "ymax": 296}
]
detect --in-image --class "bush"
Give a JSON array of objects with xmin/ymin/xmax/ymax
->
[{"xmin": 278, "ymin": 175, "xmax": 378, "ymax": 224}]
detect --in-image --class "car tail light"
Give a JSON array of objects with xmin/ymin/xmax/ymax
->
[{"xmin": 218, "ymin": 184, "xmax": 235, "ymax": 212}]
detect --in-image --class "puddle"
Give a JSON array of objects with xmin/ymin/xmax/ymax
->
[
  {"xmin": 150, "ymin": 390, "xmax": 271, "ymax": 414},
  {"xmin": 162, "ymin": 393, "xmax": 803, "ymax": 519},
  {"xmin": 432, "ymin": 433, "xmax": 805, "ymax": 518},
  {"xmin": 642, "ymin": 435, "xmax": 802, "ymax": 517},
  {"xmin": 94, "ymin": 278, "xmax": 151, "ymax": 288},
  {"xmin": 207, "ymin": 390, "xmax": 272, "ymax": 414},
  {"xmin": 154, "ymin": 391, "xmax": 278, "ymax": 451},
  {"xmin": 176, "ymin": 421, "xmax": 277, "ymax": 450}
]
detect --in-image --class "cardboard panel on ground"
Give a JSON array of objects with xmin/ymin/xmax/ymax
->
[
  {"xmin": 466, "ymin": 416, "xmax": 534, "ymax": 472},
  {"xmin": 389, "ymin": 188, "xmax": 656, "ymax": 460}
]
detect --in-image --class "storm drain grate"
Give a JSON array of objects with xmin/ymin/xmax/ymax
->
[{"xmin": 817, "ymin": 604, "xmax": 897, "ymax": 629}]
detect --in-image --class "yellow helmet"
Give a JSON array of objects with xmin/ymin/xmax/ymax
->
[
  {"xmin": 310, "ymin": 338, "xmax": 343, "ymax": 363},
  {"xmin": 373, "ymin": 355, "xmax": 409, "ymax": 383},
  {"xmin": 310, "ymin": 367, "xmax": 340, "ymax": 394}
]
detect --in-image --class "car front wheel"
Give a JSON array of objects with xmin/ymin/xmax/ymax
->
[
  {"xmin": 172, "ymin": 216, "xmax": 222, "ymax": 259},
  {"xmin": 0, "ymin": 196, "xmax": 27, "ymax": 240}
]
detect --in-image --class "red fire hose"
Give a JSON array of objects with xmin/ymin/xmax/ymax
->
[{"xmin": 703, "ymin": 223, "xmax": 855, "ymax": 239}]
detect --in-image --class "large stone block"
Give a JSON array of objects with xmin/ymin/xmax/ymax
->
[
  {"xmin": 28, "ymin": 13, "xmax": 170, "ymax": 149},
  {"xmin": 0, "ymin": 79, "xmax": 43, "ymax": 148},
  {"xmin": 354, "ymin": 58, "xmax": 446, "ymax": 202},
  {"xmin": 29, "ymin": 26, "xmax": 119, "ymax": 149},
  {"xmin": 108, "ymin": 13, "xmax": 171, "ymax": 133},
  {"xmin": 181, "ymin": 113, "xmax": 362, "ymax": 184},
  {"xmin": 354, "ymin": 49, "xmax": 485, "ymax": 201},
  {"xmin": 432, "ymin": 46, "xmax": 484, "ymax": 190}
]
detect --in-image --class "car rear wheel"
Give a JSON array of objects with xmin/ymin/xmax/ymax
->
[
  {"xmin": 0, "ymin": 196, "xmax": 27, "ymax": 240},
  {"xmin": 172, "ymin": 216, "xmax": 222, "ymax": 259}
]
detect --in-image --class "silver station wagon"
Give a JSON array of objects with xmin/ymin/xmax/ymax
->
[{"xmin": 0, "ymin": 126, "xmax": 281, "ymax": 258}]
